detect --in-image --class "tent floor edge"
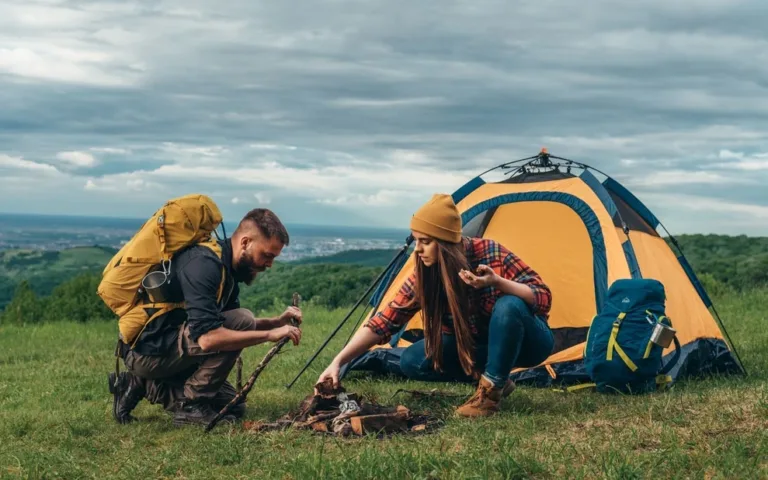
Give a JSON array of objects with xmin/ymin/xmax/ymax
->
[
  {"xmin": 341, "ymin": 337, "xmax": 741, "ymax": 391},
  {"xmin": 510, "ymin": 360, "xmax": 591, "ymax": 388},
  {"xmin": 708, "ymin": 304, "xmax": 749, "ymax": 377},
  {"xmin": 664, "ymin": 337, "xmax": 744, "ymax": 384},
  {"xmin": 342, "ymin": 347, "xmax": 408, "ymax": 379}
]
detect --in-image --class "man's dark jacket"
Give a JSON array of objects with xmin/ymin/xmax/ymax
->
[{"xmin": 131, "ymin": 239, "xmax": 240, "ymax": 356}]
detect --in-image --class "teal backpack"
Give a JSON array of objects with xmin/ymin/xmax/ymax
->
[{"xmin": 584, "ymin": 278, "xmax": 682, "ymax": 394}]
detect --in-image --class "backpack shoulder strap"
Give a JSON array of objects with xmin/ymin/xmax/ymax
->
[
  {"xmin": 216, "ymin": 265, "xmax": 227, "ymax": 304},
  {"xmin": 655, "ymin": 335, "xmax": 682, "ymax": 390},
  {"xmin": 659, "ymin": 335, "xmax": 682, "ymax": 376},
  {"xmin": 606, "ymin": 312, "xmax": 639, "ymax": 372}
]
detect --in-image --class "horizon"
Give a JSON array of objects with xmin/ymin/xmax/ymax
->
[
  {"xmin": 1, "ymin": 210, "xmax": 766, "ymax": 240},
  {"xmin": 0, "ymin": 210, "xmax": 411, "ymax": 234}
]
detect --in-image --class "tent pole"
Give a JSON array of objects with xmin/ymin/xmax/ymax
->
[
  {"xmin": 335, "ymin": 302, "xmax": 372, "ymax": 382},
  {"xmin": 342, "ymin": 302, "xmax": 371, "ymax": 348},
  {"xmin": 708, "ymin": 302, "xmax": 748, "ymax": 376},
  {"xmin": 476, "ymin": 154, "xmax": 539, "ymax": 177},
  {"xmin": 284, "ymin": 237, "xmax": 413, "ymax": 389}
]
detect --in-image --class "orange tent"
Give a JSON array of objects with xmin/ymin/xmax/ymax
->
[{"xmin": 322, "ymin": 151, "xmax": 744, "ymax": 387}]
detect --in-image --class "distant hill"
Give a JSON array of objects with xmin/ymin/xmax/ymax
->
[
  {"xmin": 0, "ymin": 245, "xmax": 116, "ymax": 276},
  {"xmin": 671, "ymin": 234, "xmax": 768, "ymax": 290},
  {"xmin": 291, "ymin": 249, "xmax": 403, "ymax": 267},
  {"xmin": 239, "ymin": 262, "xmax": 384, "ymax": 312},
  {"xmin": 0, "ymin": 246, "xmax": 117, "ymax": 309},
  {"xmin": 671, "ymin": 234, "xmax": 768, "ymax": 260},
  {"xmin": 0, "ymin": 245, "xmax": 397, "ymax": 311}
]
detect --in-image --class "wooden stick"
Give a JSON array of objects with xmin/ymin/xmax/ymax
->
[{"xmin": 205, "ymin": 293, "xmax": 301, "ymax": 432}]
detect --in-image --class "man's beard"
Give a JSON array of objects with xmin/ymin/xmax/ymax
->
[{"xmin": 233, "ymin": 250, "xmax": 263, "ymax": 285}]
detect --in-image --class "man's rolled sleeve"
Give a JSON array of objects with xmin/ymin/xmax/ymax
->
[{"xmin": 178, "ymin": 255, "xmax": 226, "ymax": 342}]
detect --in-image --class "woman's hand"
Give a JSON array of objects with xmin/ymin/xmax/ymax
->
[
  {"xmin": 459, "ymin": 264, "xmax": 499, "ymax": 289},
  {"xmin": 316, "ymin": 360, "xmax": 342, "ymax": 391},
  {"xmin": 312, "ymin": 326, "xmax": 385, "ymax": 394}
]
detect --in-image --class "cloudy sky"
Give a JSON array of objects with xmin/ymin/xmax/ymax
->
[{"xmin": 1, "ymin": 0, "xmax": 767, "ymax": 235}]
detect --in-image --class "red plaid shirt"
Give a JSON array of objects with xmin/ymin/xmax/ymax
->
[{"xmin": 365, "ymin": 237, "xmax": 552, "ymax": 343}]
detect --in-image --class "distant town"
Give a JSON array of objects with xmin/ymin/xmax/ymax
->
[{"xmin": 0, "ymin": 213, "xmax": 409, "ymax": 262}]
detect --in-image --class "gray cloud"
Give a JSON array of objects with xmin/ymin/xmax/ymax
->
[{"xmin": 1, "ymin": 0, "xmax": 767, "ymax": 233}]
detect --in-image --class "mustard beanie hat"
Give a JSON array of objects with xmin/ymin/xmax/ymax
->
[{"xmin": 410, "ymin": 193, "xmax": 462, "ymax": 243}]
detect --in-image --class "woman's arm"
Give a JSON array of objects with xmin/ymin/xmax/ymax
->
[
  {"xmin": 334, "ymin": 327, "xmax": 382, "ymax": 368},
  {"xmin": 491, "ymin": 274, "xmax": 536, "ymax": 307},
  {"xmin": 316, "ymin": 327, "xmax": 382, "ymax": 389},
  {"xmin": 460, "ymin": 264, "xmax": 536, "ymax": 308},
  {"xmin": 460, "ymin": 257, "xmax": 552, "ymax": 317},
  {"xmin": 316, "ymin": 273, "xmax": 420, "ymax": 389}
]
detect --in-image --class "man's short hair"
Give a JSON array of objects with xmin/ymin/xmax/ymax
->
[{"xmin": 237, "ymin": 208, "xmax": 290, "ymax": 245}]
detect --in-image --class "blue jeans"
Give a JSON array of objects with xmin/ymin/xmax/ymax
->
[{"xmin": 399, "ymin": 295, "xmax": 555, "ymax": 388}]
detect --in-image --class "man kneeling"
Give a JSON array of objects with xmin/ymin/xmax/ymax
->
[{"xmin": 109, "ymin": 208, "xmax": 303, "ymax": 426}]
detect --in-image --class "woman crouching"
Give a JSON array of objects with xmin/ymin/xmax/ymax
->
[{"xmin": 317, "ymin": 194, "xmax": 554, "ymax": 417}]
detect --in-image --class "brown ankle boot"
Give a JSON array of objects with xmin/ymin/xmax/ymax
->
[{"xmin": 455, "ymin": 376, "xmax": 515, "ymax": 418}]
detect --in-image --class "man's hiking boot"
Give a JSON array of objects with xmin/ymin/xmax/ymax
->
[
  {"xmin": 211, "ymin": 382, "xmax": 247, "ymax": 419},
  {"xmin": 108, "ymin": 371, "xmax": 145, "ymax": 424},
  {"xmin": 455, "ymin": 376, "xmax": 516, "ymax": 418},
  {"xmin": 211, "ymin": 398, "xmax": 247, "ymax": 419},
  {"xmin": 173, "ymin": 400, "xmax": 236, "ymax": 427}
]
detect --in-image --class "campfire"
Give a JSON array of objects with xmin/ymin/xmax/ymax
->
[{"xmin": 243, "ymin": 380, "xmax": 443, "ymax": 437}]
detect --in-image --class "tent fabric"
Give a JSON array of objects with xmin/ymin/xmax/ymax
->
[
  {"xmin": 482, "ymin": 201, "xmax": 596, "ymax": 333},
  {"xmin": 346, "ymin": 160, "xmax": 742, "ymax": 386},
  {"xmin": 452, "ymin": 176, "xmax": 486, "ymax": 204},
  {"xmin": 677, "ymin": 254, "xmax": 714, "ymax": 308},
  {"xmin": 369, "ymin": 246, "xmax": 411, "ymax": 308},
  {"xmin": 578, "ymin": 169, "xmax": 618, "ymax": 220},
  {"xmin": 622, "ymin": 240, "xmax": 642, "ymax": 279},
  {"xmin": 602, "ymin": 177, "xmax": 660, "ymax": 229},
  {"xmin": 461, "ymin": 191, "xmax": 608, "ymax": 312},
  {"xmin": 627, "ymin": 231, "xmax": 724, "ymax": 346},
  {"xmin": 456, "ymin": 178, "xmax": 633, "ymax": 289}
]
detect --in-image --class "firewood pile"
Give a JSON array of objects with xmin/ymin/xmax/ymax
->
[{"xmin": 243, "ymin": 379, "xmax": 442, "ymax": 437}]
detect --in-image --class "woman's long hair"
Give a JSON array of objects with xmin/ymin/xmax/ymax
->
[{"xmin": 410, "ymin": 238, "xmax": 475, "ymax": 376}]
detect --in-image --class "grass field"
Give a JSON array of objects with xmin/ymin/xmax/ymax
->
[{"xmin": 1, "ymin": 290, "xmax": 766, "ymax": 479}]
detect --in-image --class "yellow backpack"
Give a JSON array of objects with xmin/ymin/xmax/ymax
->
[{"xmin": 97, "ymin": 194, "xmax": 227, "ymax": 346}]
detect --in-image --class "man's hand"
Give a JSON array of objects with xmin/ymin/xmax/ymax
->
[
  {"xmin": 459, "ymin": 264, "xmax": 499, "ymax": 289},
  {"xmin": 267, "ymin": 324, "xmax": 302, "ymax": 345},
  {"xmin": 277, "ymin": 306, "xmax": 302, "ymax": 326}
]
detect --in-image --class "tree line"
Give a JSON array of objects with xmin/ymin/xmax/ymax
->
[
  {"xmin": 0, "ymin": 263, "xmax": 386, "ymax": 325},
  {"xmin": 668, "ymin": 234, "xmax": 768, "ymax": 291},
  {"xmin": 2, "ymin": 233, "xmax": 767, "ymax": 326}
]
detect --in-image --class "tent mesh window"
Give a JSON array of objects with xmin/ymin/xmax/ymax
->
[{"xmin": 608, "ymin": 192, "xmax": 659, "ymax": 236}]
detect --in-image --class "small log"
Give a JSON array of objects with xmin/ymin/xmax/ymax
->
[{"xmin": 349, "ymin": 410, "xmax": 411, "ymax": 436}]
